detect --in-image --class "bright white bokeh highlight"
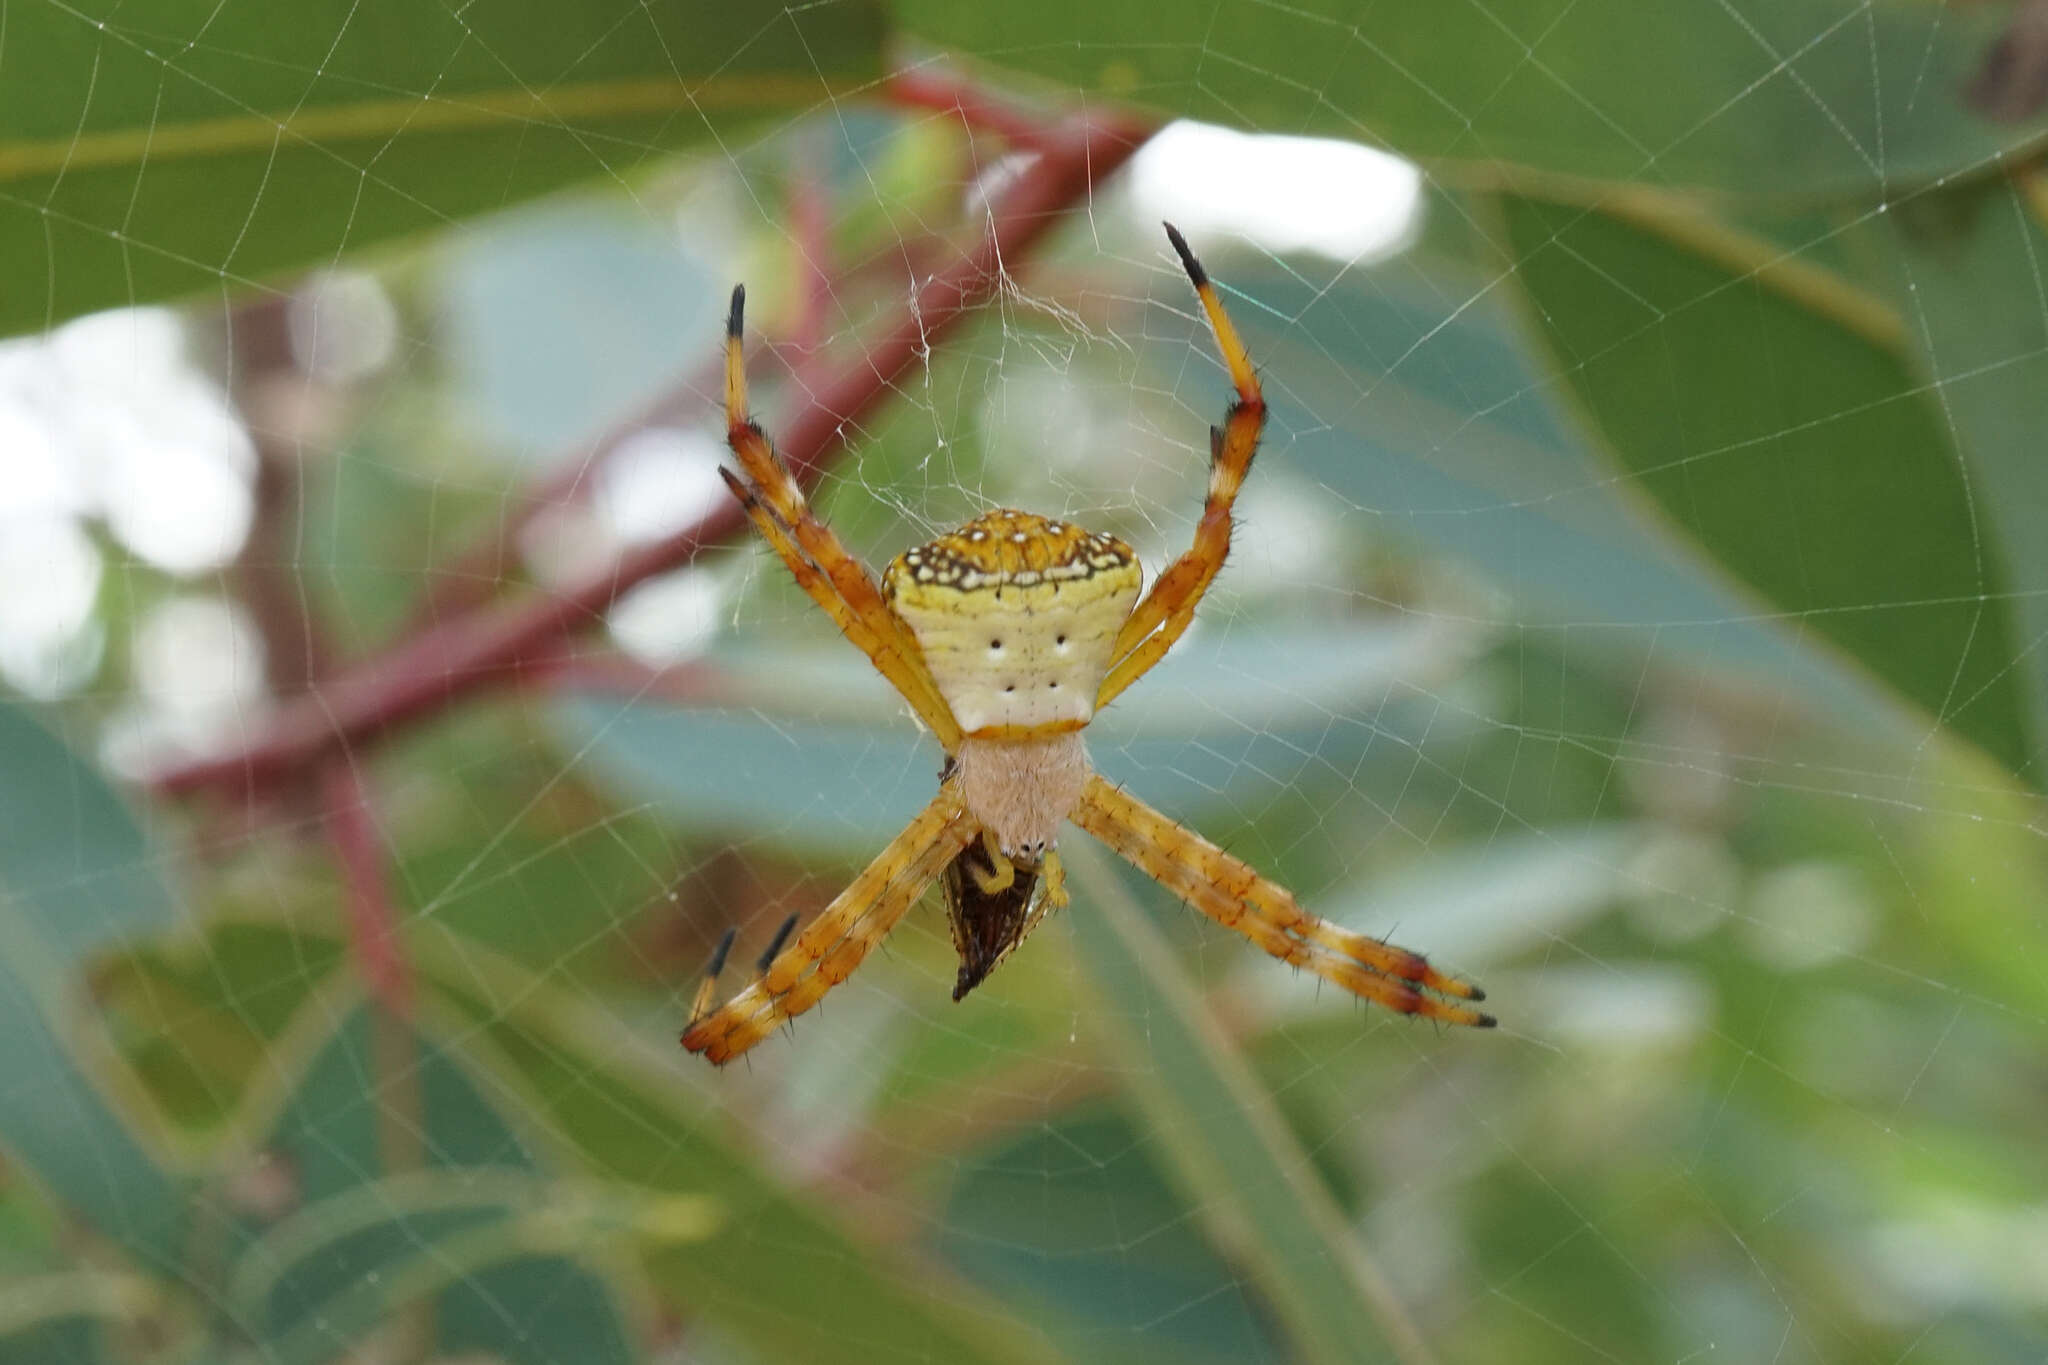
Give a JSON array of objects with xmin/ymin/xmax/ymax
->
[
  {"xmin": 1128, "ymin": 120, "xmax": 1423, "ymax": 263},
  {"xmin": 102, "ymin": 596, "xmax": 269, "ymax": 778},
  {"xmin": 290, "ymin": 269, "xmax": 401, "ymax": 384},
  {"xmin": 0, "ymin": 309, "xmax": 261, "ymax": 701},
  {"xmin": 594, "ymin": 427, "xmax": 728, "ymax": 545},
  {"xmin": 610, "ymin": 569, "xmax": 728, "ymax": 664},
  {"xmin": 0, "ymin": 308, "xmax": 256, "ymax": 579},
  {"xmin": 0, "ymin": 519, "xmax": 103, "ymax": 698}
]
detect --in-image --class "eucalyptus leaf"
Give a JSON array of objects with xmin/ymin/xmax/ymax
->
[
  {"xmin": 1493, "ymin": 193, "xmax": 2038, "ymax": 786},
  {"xmin": 0, "ymin": 0, "xmax": 885, "ymax": 335},
  {"xmin": 0, "ymin": 705, "xmax": 182, "ymax": 1268},
  {"xmin": 402, "ymin": 923, "xmax": 1066, "ymax": 1365},
  {"xmin": 229, "ymin": 1170, "xmax": 652, "ymax": 1365},
  {"xmin": 0, "ymin": 1272, "xmax": 148, "ymax": 1365},
  {"xmin": 1864, "ymin": 174, "xmax": 2048, "ymax": 789},
  {"xmin": 556, "ymin": 619, "xmax": 1481, "ymax": 853},
  {"xmin": 1206, "ymin": 253, "xmax": 1876, "ymax": 708},
  {"xmin": 894, "ymin": 0, "xmax": 2038, "ymax": 196},
  {"xmin": 1064, "ymin": 840, "xmax": 1433, "ymax": 1365}
]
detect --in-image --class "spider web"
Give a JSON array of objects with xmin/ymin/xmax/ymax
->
[{"xmin": 2, "ymin": 3, "xmax": 2046, "ymax": 1363}]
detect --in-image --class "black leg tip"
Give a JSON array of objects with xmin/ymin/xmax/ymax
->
[
  {"xmin": 705, "ymin": 925, "xmax": 738, "ymax": 978},
  {"xmin": 1474, "ymin": 1012, "xmax": 1499, "ymax": 1029},
  {"xmin": 756, "ymin": 912, "xmax": 799, "ymax": 974},
  {"xmin": 1163, "ymin": 222, "xmax": 1207, "ymax": 287},
  {"xmin": 727, "ymin": 284, "xmax": 746, "ymax": 339},
  {"xmin": 1466, "ymin": 985, "xmax": 1487, "ymax": 1003}
]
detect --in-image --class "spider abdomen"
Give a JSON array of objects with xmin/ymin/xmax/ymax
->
[
  {"xmin": 884, "ymin": 510, "xmax": 1141, "ymax": 739},
  {"xmin": 951, "ymin": 731, "xmax": 1091, "ymax": 857}
]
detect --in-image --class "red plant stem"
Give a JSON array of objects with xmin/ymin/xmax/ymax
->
[
  {"xmin": 154, "ymin": 106, "xmax": 1153, "ymax": 801},
  {"xmin": 320, "ymin": 754, "xmax": 414, "ymax": 1019},
  {"xmin": 887, "ymin": 64, "xmax": 1064, "ymax": 150}
]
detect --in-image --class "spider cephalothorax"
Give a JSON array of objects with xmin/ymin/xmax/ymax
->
[{"xmin": 681, "ymin": 224, "xmax": 1494, "ymax": 1065}]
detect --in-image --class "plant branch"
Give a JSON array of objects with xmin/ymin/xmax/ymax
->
[
  {"xmin": 320, "ymin": 761, "xmax": 415, "ymax": 1020},
  {"xmin": 887, "ymin": 63, "xmax": 1066, "ymax": 150},
  {"xmin": 154, "ymin": 101, "xmax": 1154, "ymax": 801}
]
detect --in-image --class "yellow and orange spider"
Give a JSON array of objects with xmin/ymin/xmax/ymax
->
[{"xmin": 681, "ymin": 224, "xmax": 1493, "ymax": 1065}]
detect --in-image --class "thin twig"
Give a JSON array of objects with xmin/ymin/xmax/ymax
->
[
  {"xmin": 888, "ymin": 63, "xmax": 1066, "ymax": 150},
  {"xmin": 320, "ymin": 761, "xmax": 415, "ymax": 1021}
]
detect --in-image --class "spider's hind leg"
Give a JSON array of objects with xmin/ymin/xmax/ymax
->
[
  {"xmin": 1071, "ymin": 775, "xmax": 1494, "ymax": 1027},
  {"xmin": 687, "ymin": 927, "xmax": 738, "ymax": 1029},
  {"xmin": 681, "ymin": 788, "xmax": 974, "ymax": 1065}
]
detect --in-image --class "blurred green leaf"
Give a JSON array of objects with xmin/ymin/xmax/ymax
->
[
  {"xmin": 1208, "ymin": 250, "xmax": 1876, "ymax": 708},
  {"xmin": 228, "ymin": 1169, "xmax": 651, "ymax": 1365},
  {"xmin": 1064, "ymin": 840, "xmax": 1434, "ymax": 1365},
  {"xmin": 558, "ymin": 619, "xmax": 1480, "ymax": 854},
  {"xmin": 0, "ymin": 0, "xmax": 886, "ymax": 336},
  {"xmin": 0, "ymin": 1272, "xmax": 149, "ymax": 1365},
  {"xmin": 402, "ymin": 923, "xmax": 1066, "ymax": 1365},
  {"xmin": 939, "ymin": 1104, "xmax": 1285, "ymax": 1365},
  {"xmin": 895, "ymin": 0, "xmax": 2037, "ymax": 195},
  {"xmin": 0, "ymin": 705, "xmax": 182, "ymax": 1267},
  {"xmin": 261, "ymin": 1002, "xmax": 542, "ymax": 1205},
  {"xmin": 1493, "ymin": 193, "xmax": 2038, "ymax": 786},
  {"xmin": 1865, "ymin": 171, "xmax": 2048, "ymax": 787},
  {"xmin": 94, "ymin": 920, "xmax": 346, "ymax": 1131}
]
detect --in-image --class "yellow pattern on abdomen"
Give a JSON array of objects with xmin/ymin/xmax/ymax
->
[{"xmin": 884, "ymin": 510, "xmax": 1141, "ymax": 738}]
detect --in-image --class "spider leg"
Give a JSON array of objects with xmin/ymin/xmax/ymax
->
[
  {"xmin": 681, "ymin": 786, "xmax": 976, "ymax": 1065},
  {"xmin": 720, "ymin": 467, "xmax": 960, "ymax": 743},
  {"xmin": 1097, "ymin": 225, "xmax": 1267, "ymax": 712},
  {"xmin": 1071, "ymin": 776, "xmax": 1494, "ymax": 1027},
  {"xmin": 721, "ymin": 287, "xmax": 963, "ymax": 750},
  {"xmin": 687, "ymin": 927, "xmax": 738, "ymax": 1027},
  {"xmin": 971, "ymin": 829, "xmax": 1017, "ymax": 895},
  {"xmin": 1040, "ymin": 848, "xmax": 1070, "ymax": 909}
]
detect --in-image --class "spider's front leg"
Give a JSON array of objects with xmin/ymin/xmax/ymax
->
[
  {"xmin": 1097, "ymin": 224, "xmax": 1267, "ymax": 711},
  {"xmin": 719, "ymin": 287, "xmax": 963, "ymax": 749}
]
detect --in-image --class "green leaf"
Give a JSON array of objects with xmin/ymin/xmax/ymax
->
[
  {"xmin": 0, "ymin": 1272, "xmax": 150, "ymax": 1365},
  {"xmin": 0, "ymin": 705, "xmax": 183, "ymax": 1267},
  {"xmin": 939, "ymin": 1105, "xmax": 1286, "ymax": 1365},
  {"xmin": 1864, "ymin": 173, "xmax": 2048, "ymax": 788},
  {"xmin": 0, "ymin": 0, "xmax": 886, "ymax": 337},
  {"xmin": 227, "ymin": 1170, "xmax": 652, "ymax": 1365},
  {"xmin": 557, "ymin": 620, "xmax": 1478, "ymax": 854},
  {"xmin": 895, "ymin": 0, "xmax": 2039, "ymax": 195},
  {"xmin": 1207, "ymin": 249, "xmax": 1881, "ymax": 707},
  {"xmin": 262, "ymin": 1002, "xmax": 542, "ymax": 1207},
  {"xmin": 400, "ymin": 923, "xmax": 1066, "ymax": 1365},
  {"xmin": 1492, "ymin": 192, "xmax": 2037, "ymax": 785},
  {"xmin": 1062, "ymin": 840, "xmax": 1435, "ymax": 1365}
]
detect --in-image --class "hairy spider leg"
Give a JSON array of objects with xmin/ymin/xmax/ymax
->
[
  {"xmin": 718, "ymin": 466, "xmax": 961, "ymax": 745},
  {"xmin": 721, "ymin": 286, "xmax": 963, "ymax": 749},
  {"xmin": 1097, "ymin": 224, "xmax": 1268, "ymax": 711},
  {"xmin": 680, "ymin": 786, "xmax": 977, "ymax": 1065},
  {"xmin": 1072, "ymin": 777, "xmax": 1495, "ymax": 1028},
  {"xmin": 687, "ymin": 926, "xmax": 738, "ymax": 1027}
]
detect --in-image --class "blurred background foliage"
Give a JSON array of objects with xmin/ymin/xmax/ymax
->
[{"xmin": 3, "ymin": 1, "xmax": 2048, "ymax": 1362}]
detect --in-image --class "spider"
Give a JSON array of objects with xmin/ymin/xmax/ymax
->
[{"xmin": 681, "ymin": 224, "xmax": 1494, "ymax": 1065}]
